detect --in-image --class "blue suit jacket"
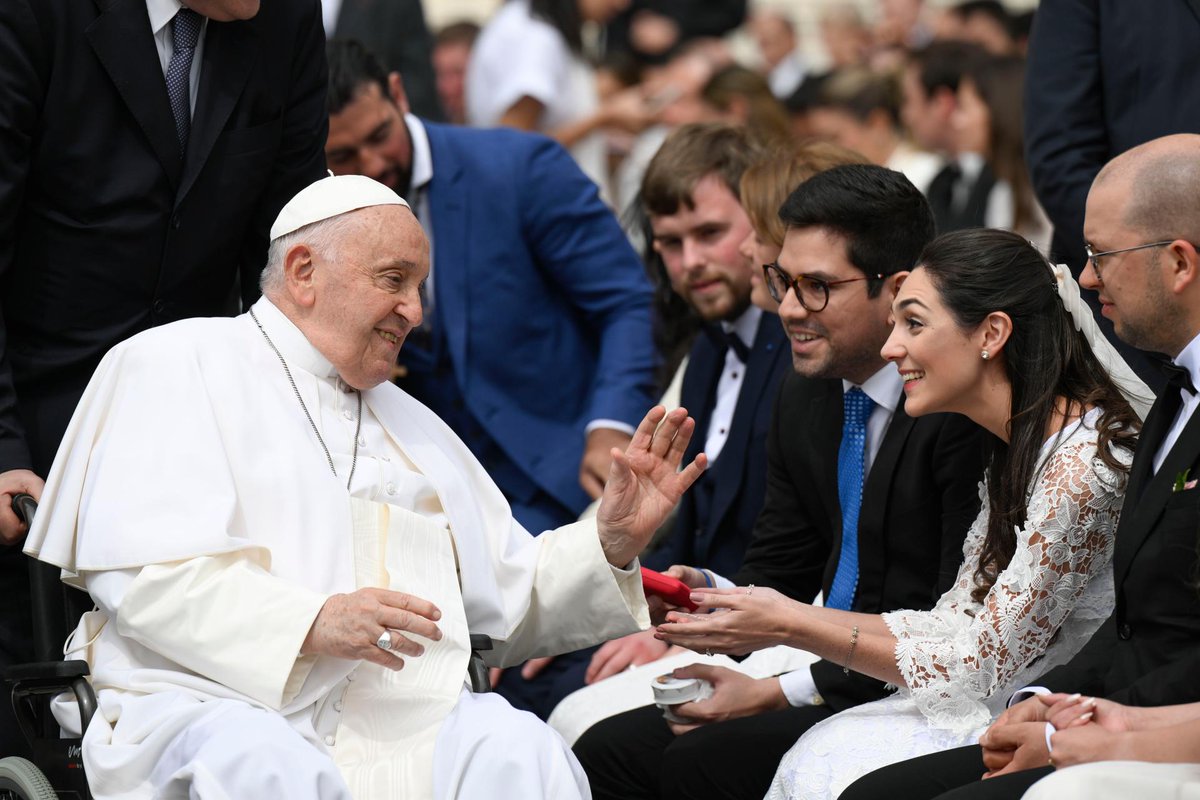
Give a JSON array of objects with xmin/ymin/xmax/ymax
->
[
  {"xmin": 414, "ymin": 122, "xmax": 659, "ymax": 515},
  {"xmin": 645, "ymin": 312, "xmax": 790, "ymax": 577}
]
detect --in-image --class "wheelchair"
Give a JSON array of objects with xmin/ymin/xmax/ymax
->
[
  {"xmin": 0, "ymin": 495, "xmax": 95, "ymax": 800},
  {"xmin": 0, "ymin": 495, "xmax": 494, "ymax": 799}
]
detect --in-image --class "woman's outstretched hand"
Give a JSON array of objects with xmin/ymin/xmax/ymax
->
[{"xmin": 655, "ymin": 585, "xmax": 807, "ymax": 656}]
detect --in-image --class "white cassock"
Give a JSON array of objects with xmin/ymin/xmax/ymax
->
[{"xmin": 24, "ymin": 298, "xmax": 648, "ymax": 799}]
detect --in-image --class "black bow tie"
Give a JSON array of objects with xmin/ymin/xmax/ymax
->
[
  {"xmin": 1157, "ymin": 358, "xmax": 1196, "ymax": 395},
  {"xmin": 704, "ymin": 326, "xmax": 750, "ymax": 363}
]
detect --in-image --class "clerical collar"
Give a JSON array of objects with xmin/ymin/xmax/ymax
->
[
  {"xmin": 843, "ymin": 363, "xmax": 902, "ymax": 414},
  {"xmin": 249, "ymin": 298, "xmax": 339, "ymax": 380},
  {"xmin": 1170, "ymin": 328, "xmax": 1200, "ymax": 396},
  {"xmin": 721, "ymin": 304, "xmax": 762, "ymax": 347},
  {"xmin": 403, "ymin": 113, "xmax": 434, "ymax": 197}
]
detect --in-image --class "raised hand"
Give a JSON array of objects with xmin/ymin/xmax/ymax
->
[
  {"xmin": 596, "ymin": 406, "xmax": 707, "ymax": 567},
  {"xmin": 302, "ymin": 587, "xmax": 442, "ymax": 671}
]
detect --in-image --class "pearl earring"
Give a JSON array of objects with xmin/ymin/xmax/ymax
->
[{"xmin": 981, "ymin": 350, "xmax": 990, "ymax": 360}]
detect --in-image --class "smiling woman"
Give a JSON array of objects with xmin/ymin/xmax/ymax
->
[{"xmin": 656, "ymin": 228, "xmax": 1154, "ymax": 798}]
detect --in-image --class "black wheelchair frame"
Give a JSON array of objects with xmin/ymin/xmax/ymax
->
[{"xmin": 1, "ymin": 495, "xmax": 95, "ymax": 800}]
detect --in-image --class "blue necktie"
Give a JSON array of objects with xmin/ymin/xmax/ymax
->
[
  {"xmin": 827, "ymin": 387, "xmax": 875, "ymax": 611},
  {"xmin": 166, "ymin": 8, "xmax": 202, "ymax": 153}
]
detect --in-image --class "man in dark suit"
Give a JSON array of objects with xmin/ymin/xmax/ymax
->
[
  {"xmin": 838, "ymin": 134, "xmax": 1200, "ymax": 800},
  {"xmin": 0, "ymin": 0, "xmax": 328, "ymax": 756},
  {"xmin": 1024, "ymin": 0, "xmax": 1200, "ymax": 391},
  {"xmin": 574, "ymin": 164, "xmax": 986, "ymax": 800},
  {"xmin": 323, "ymin": 40, "xmax": 657, "ymax": 537},
  {"xmin": 497, "ymin": 123, "xmax": 792, "ymax": 720},
  {"xmin": 325, "ymin": 0, "xmax": 442, "ymax": 119}
]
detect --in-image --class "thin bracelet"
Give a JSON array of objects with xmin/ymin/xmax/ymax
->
[{"xmin": 842, "ymin": 625, "xmax": 859, "ymax": 676}]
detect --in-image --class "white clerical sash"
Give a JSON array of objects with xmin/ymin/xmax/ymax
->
[{"xmin": 331, "ymin": 498, "xmax": 471, "ymax": 798}]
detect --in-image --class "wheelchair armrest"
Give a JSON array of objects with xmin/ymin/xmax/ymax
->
[
  {"xmin": 467, "ymin": 634, "xmax": 493, "ymax": 693},
  {"xmin": 4, "ymin": 659, "xmax": 97, "ymax": 741},
  {"xmin": 1, "ymin": 659, "xmax": 91, "ymax": 682}
]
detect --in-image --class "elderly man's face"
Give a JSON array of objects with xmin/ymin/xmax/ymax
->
[{"xmin": 307, "ymin": 206, "xmax": 430, "ymax": 389}]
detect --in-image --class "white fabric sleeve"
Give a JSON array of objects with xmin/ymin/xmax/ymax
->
[
  {"xmin": 585, "ymin": 419, "xmax": 637, "ymax": 437},
  {"xmin": 485, "ymin": 519, "xmax": 649, "ymax": 666},
  {"xmin": 710, "ymin": 572, "xmax": 736, "ymax": 590},
  {"xmin": 113, "ymin": 551, "xmax": 327, "ymax": 710},
  {"xmin": 480, "ymin": 19, "xmax": 566, "ymax": 121},
  {"xmin": 777, "ymin": 666, "xmax": 819, "ymax": 707},
  {"xmin": 884, "ymin": 437, "xmax": 1123, "ymax": 732},
  {"xmin": 1009, "ymin": 686, "xmax": 1052, "ymax": 707}
]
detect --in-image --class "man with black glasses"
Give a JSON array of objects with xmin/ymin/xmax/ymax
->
[{"xmin": 575, "ymin": 163, "xmax": 987, "ymax": 800}]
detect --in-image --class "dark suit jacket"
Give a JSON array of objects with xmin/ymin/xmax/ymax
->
[
  {"xmin": 1025, "ymin": 0, "xmax": 1200, "ymax": 270},
  {"xmin": 334, "ymin": 0, "xmax": 442, "ymax": 120},
  {"xmin": 1037, "ymin": 389, "xmax": 1200, "ymax": 706},
  {"xmin": 0, "ymin": 0, "xmax": 328, "ymax": 476},
  {"xmin": 734, "ymin": 374, "xmax": 987, "ymax": 711},
  {"xmin": 644, "ymin": 312, "xmax": 790, "ymax": 578}
]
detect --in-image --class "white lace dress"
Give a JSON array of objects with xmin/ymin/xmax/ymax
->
[{"xmin": 765, "ymin": 409, "xmax": 1126, "ymax": 800}]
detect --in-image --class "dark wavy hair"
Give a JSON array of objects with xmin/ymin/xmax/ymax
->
[{"xmin": 917, "ymin": 229, "xmax": 1140, "ymax": 602}]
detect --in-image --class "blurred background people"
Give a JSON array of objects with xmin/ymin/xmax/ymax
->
[
  {"xmin": 322, "ymin": 0, "xmax": 442, "ymax": 119},
  {"xmin": 466, "ymin": 0, "xmax": 655, "ymax": 197},
  {"xmin": 700, "ymin": 65, "xmax": 793, "ymax": 148},
  {"xmin": 750, "ymin": 9, "xmax": 807, "ymax": 100},
  {"xmin": 807, "ymin": 66, "xmax": 941, "ymax": 194},
  {"xmin": 949, "ymin": 54, "xmax": 1049, "ymax": 248},
  {"xmin": 432, "ymin": 21, "xmax": 480, "ymax": 125}
]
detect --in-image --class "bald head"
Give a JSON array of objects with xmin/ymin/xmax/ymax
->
[{"xmin": 1094, "ymin": 134, "xmax": 1200, "ymax": 243}]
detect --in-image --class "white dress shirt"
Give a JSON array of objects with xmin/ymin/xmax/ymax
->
[
  {"xmin": 1154, "ymin": 329, "xmax": 1200, "ymax": 474},
  {"xmin": 146, "ymin": 0, "xmax": 206, "ymax": 117},
  {"xmin": 704, "ymin": 306, "xmax": 764, "ymax": 463}
]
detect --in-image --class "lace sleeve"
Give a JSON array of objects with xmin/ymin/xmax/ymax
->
[{"xmin": 890, "ymin": 435, "xmax": 1124, "ymax": 731}]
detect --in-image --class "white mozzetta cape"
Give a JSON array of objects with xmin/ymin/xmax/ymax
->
[{"xmin": 24, "ymin": 300, "xmax": 647, "ymax": 797}]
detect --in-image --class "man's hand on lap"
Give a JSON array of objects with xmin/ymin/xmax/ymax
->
[
  {"xmin": 665, "ymin": 666, "xmax": 787, "ymax": 735},
  {"xmin": 303, "ymin": 587, "xmax": 442, "ymax": 670}
]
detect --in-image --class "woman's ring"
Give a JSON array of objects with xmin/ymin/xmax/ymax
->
[{"xmin": 747, "ymin": 584, "xmax": 755, "ymax": 596}]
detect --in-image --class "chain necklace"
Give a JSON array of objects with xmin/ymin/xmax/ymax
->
[{"xmin": 250, "ymin": 307, "xmax": 360, "ymax": 490}]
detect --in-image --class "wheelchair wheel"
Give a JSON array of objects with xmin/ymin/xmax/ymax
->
[{"xmin": 0, "ymin": 756, "xmax": 56, "ymax": 800}]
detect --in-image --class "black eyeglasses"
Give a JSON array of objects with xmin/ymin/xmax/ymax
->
[
  {"xmin": 1085, "ymin": 240, "xmax": 1176, "ymax": 282},
  {"xmin": 762, "ymin": 262, "xmax": 884, "ymax": 312}
]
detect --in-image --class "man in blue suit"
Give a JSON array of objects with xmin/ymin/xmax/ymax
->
[{"xmin": 323, "ymin": 40, "xmax": 658, "ymax": 536}]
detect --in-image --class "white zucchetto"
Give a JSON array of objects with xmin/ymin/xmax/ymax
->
[{"xmin": 270, "ymin": 174, "xmax": 411, "ymax": 241}]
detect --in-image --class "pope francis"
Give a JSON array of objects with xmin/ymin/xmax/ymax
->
[{"xmin": 22, "ymin": 175, "xmax": 706, "ymax": 799}]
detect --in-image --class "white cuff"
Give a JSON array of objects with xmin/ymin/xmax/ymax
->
[
  {"xmin": 585, "ymin": 419, "xmax": 637, "ymax": 437},
  {"xmin": 1008, "ymin": 685, "xmax": 1051, "ymax": 707},
  {"xmin": 710, "ymin": 572, "xmax": 736, "ymax": 590},
  {"xmin": 778, "ymin": 666, "xmax": 820, "ymax": 707}
]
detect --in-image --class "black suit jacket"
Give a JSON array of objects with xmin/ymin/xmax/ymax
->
[
  {"xmin": 1037, "ymin": 389, "xmax": 1200, "ymax": 706},
  {"xmin": 334, "ymin": 0, "xmax": 442, "ymax": 120},
  {"xmin": 645, "ymin": 312, "xmax": 789, "ymax": 578},
  {"xmin": 734, "ymin": 374, "xmax": 987, "ymax": 711},
  {"xmin": 0, "ymin": 0, "xmax": 328, "ymax": 476},
  {"xmin": 1025, "ymin": 0, "xmax": 1200, "ymax": 270}
]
